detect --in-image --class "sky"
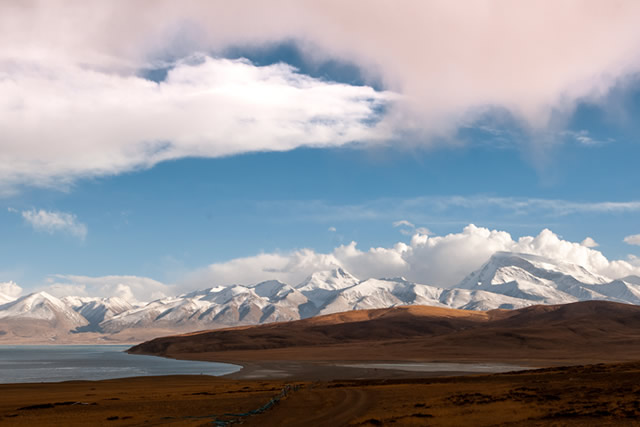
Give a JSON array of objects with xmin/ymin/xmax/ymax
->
[{"xmin": 1, "ymin": 1, "xmax": 640, "ymax": 301}]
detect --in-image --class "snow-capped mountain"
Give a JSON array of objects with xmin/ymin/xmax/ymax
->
[
  {"xmin": 0, "ymin": 293, "xmax": 15, "ymax": 305},
  {"xmin": 62, "ymin": 296, "xmax": 135, "ymax": 331},
  {"xmin": 101, "ymin": 281, "xmax": 309, "ymax": 333},
  {"xmin": 457, "ymin": 252, "xmax": 640, "ymax": 305},
  {"xmin": 0, "ymin": 292, "xmax": 88, "ymax": 326},
  {"xmin": 622, "ymin": 275, "xmax": 640, "ymax": 286},
  {"xmin": 295, "ymin": 268, "xmax": 360, "ymax": 309},
  {"xmin": 98, "ymin": 271, "xmax": 536, "ymax": 332},
  {"xmin": 3, "ymin": 251, "xmax": 640, "ymax": 342}
]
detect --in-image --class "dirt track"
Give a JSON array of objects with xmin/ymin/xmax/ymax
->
[{"xmin": 247, "ymin": 386, "xmax": 372, "ymax": 426}]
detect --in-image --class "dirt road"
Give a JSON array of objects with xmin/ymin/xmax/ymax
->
[{"xmin": 246, "ymin": 384, "xmax": 371, "ymax": 426}]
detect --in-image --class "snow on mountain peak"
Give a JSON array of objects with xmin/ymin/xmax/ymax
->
[
  {"xmin": 62, "ymin": 296, "xmax": 135, "ymax": 329},
  {"xmin": 296, "ymin": 267, "xmax": 359, "ymax": 291},
  {"xmin": 460, "ymin": 252, "xmax": 609, "ymax": 288},
  {"xmin": 0, "ymin": 291, "xmax": 88, "ymax": 326},
  {"xmin": 250, "ymin": 280, "xmax": 291, "ymax": 298},
  {"xmin": 0, "ymin": 293, "xmax": 15, "ymax": 305},
  {"xmin": 457, "ymin": 251, "xmax": 637, "ymax": 305}
]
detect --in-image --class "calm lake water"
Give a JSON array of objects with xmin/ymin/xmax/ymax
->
[{"xmin": 0, "ymin": 345, "xmax": 241, "ymax": 383}]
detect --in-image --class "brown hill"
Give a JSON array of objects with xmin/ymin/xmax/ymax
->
[{"xmin": 129, "ymin": 301, "xmax": 640, "ymax": 365}]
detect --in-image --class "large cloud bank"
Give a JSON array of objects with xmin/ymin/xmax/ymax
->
[
  {"xmin": 43, "ymin": 275, "xmax": 173, "ymax": 303},
  {"xmin": 5, "ymin": 225, "xmax": 638, "ymax": 301},
  {"xmin": 3, "ymin": 1, "xmax": 640, "ymax": 189},
  {"xmin": 185, "ymin": 225, "xmax": 640, "ymax": 289}
]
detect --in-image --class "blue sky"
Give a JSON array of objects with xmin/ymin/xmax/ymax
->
[{"xmin": 1, "ymin": 2, "xmax": 640, "ymax": 299}]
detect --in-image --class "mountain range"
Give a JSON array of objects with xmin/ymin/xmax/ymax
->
[{"xmin": 2, "ymin": 251, "xmax": 640, "ymax": 343}]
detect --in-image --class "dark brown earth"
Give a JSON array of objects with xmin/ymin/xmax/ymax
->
[
  {"xmin": 2, "ymin": 362, "xmax": 640, "ymax": 426},
  {"xmin": 129, "ymin": 301, "xmax": 640, "ymax": 368}
]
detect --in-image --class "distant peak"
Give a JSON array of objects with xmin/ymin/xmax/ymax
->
[
  {"xmin": 23, "ymin": 291, "xmax": 58, "ymax": 301},
  {"xmin": 380, "ymin": 276, "xmax": 410, "ymax": 283},
  {"xmin": 334, "ymin": 267, "xmax": 360, "ymax": 281},
  {"xmin": 253, "ymin": 279, "xmax": 287, "ymax": 287}
]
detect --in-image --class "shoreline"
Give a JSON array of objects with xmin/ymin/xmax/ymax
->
[
  {"xmin": 129, "ymin": 346, "xmax": 556, "ymax": 381},
  {"xmin": 2, "ymin": 361, "xmax": 640, "ymax": 425},
  {"xmin": 220, "ymin": 359, "xmax": 541, "ymax": 381},
  {"xmin": 0, "ymin": 345, "xmax": 242, "ymax": 385}
]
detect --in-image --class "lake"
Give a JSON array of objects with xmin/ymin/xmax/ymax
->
[{"xmin": 0, "ymin": 345, "xmax": 241, "ymax": 383}]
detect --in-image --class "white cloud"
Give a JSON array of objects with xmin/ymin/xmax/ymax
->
[
  {"xmin": 26, "ymin": 226, "xmax": 640, "ymax": 298},
  {"xmin": 0, "ymin": 55, "xmax": 391, "ymax": 191},
  {"xmin": 0, "ymin": 281, "xmax": 22, "ymax": 298},
  {"xmin": 328, "ymin": 226, "xmax": 337, "ymax": 232},
  {"xmin": 624, "ymin": 234, "xmax": 640, "ymax": 246},
  {"xmin": 20, "ymin": 209, "xmax": 87, "ymax": 240},
  {"xmin": 393, "ymin": 220, "xmax": 415, "ymax": 235},
  {"xmin": 415, "ymin": 227, "xmax": 432, "ymax": 235},
  {"xmin": 44, "ymin": 275, "xmax": 172, "ymax": 303},
  {"xmin": 393, "ymin": 220, "xmax": 414, "ymax": 228},
  {"xmin": 183, "ymin": 224, "xmax": 640, "ymax": 290},
  {"xmin": 581, "ymin": 237, "xmax": 599, "ymax": 248},
  {"xmin": 423, "ymin": 196, "xmax": 640, "ymax": 216},
  {"xmin": 393, "ymin": 220, "xmax": 431, "ymax": 236},
  {"xmin": 563, "ymin": 130, "xmax": 613, "ymax": 146},
  {"xmin": 2, "ymin": 2, "xmax": 640, "ymax": 188},
  {"xmin": 254, "ymin": 196, "xmax": 640, "ymax": 226}
]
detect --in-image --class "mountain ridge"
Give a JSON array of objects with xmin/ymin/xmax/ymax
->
[
  {"xmin": 2, "ymin": 251, "xmax": 640, "ymax": 343},
  {"xmin": 129, "ymin": 299, "xmax": 640, "ymax": 365}
]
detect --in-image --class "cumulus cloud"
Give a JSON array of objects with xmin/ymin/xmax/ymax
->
[
  {"xmin": 20, "ymin": 209, "xmax": 87, "ymax": 240},
  {"xmin": 624, "ymin": 234, "xmax": 640, "ymax": 246},
  {"xmin": 44, "ymin": 275, "xmax": 172, "ymax": 302},
  {"xmin": 581, "ymin": 237, "xmax": 599, "ymax": 248},
  {"xmin": 2, "ymin": 2, "xmax": 640, "ymax": 188},
  {"xmin": 183, "ymin": 224, "xmax": 640, "ymax": 290},
  {"xmin": 0, "ymin": 281, "xmax": 22, "ymax": 298}
]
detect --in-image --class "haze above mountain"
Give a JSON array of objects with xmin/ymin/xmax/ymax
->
[{"xmin": 1, "ymin": 251, "xmax": 640, "ymax": 343}]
